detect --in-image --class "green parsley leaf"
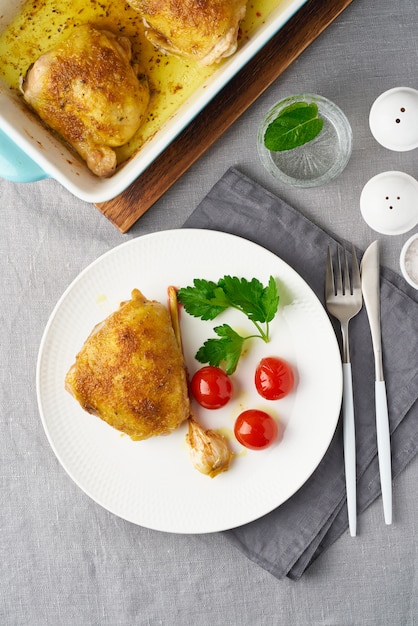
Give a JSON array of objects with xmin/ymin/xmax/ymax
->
[
  {"xmin": 263, "ymin": 101, "xmax": 324, "ymax": 152},
  {"xmin": 195, "ymin": 325, "xmax": 246, "ymax": 375},
  {"xmin": 219, "ymin": 276, "xmax": 269, "ymax": 322},
  {"xmin": 177, "ymin": 278, "xmax": 228, "ymax": 320},
  {"xmin": 260, "ymin": 275, "xmax": 279, "ymax": 323},
  {"xmin": 177, "ymin": 275, "xmax": 280, "ymax": 373}
]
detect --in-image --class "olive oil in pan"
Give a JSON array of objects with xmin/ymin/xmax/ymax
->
[{"xmin": 0, "ymin": 0, "xmax": 281, "ymax": 166}]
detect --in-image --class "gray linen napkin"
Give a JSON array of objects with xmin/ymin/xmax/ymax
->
[{"xmin": 183, "ymin": 167, "xmax": 418, "ymax": 581}]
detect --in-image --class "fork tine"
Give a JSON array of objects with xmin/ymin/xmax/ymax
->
[
  {"xmin": 325, "ymin": 246, "xmax": 335, "ymax": 298},
  {"xmin": 351, "ymin": 243, "xmax": 361, "ymax": 291},
  {"xmin": 325, "ymin": 242, "xmax": 362, "ymax": 309},
  {"xmin": 336, "ymin": 246, "xmax": 343, "ymax": 295},
  {"xmin": 343, "ymin": 246, "xmax": 351, "ymax": 294}
]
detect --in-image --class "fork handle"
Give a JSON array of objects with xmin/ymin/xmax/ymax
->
[
  {"xmin": 343, "ymin": 363, "xmax": 357, "ymax": 537},
  {"xmin": 375, "ymin": 380, "xmax": 392, "ymax": 525}
]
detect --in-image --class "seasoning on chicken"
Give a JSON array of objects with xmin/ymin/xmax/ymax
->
[
  {"xmin": 126, "ymin": 0, "xmax": 248, "ymax": 66},
  {"xmin": 65, "ymin": 289, "xmax": 190, "ymax": 440},
  {"xmin": 21, "ymin": 24, "xmax": 150, "ymax": 177}
]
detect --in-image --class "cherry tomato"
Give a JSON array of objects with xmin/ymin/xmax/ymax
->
[
  {"xmin": 234, "ymin": 409, "xmax": 278, "ymax": 450},
  {"xmin": 190, "ymin": 366, "xmax": 233, "ymax": 409},
  {"xmin": 255, "ymin": 357, "xmax": 294, "ymax": 400}
]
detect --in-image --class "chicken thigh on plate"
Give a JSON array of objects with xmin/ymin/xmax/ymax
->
[
  {"xmin": 65, "ymin": 289, "xmax": 191, "ymax": 440},
  {"xmin": 126, "ymin": 0, "xmax": 248, "ymax": 66},
  {"xmin": 21, "ymin": 24, "xmax": 150, "ymax": 177}
]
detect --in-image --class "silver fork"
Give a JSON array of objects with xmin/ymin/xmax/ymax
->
[{"xmin": 325, "ymin": 243, "xmax": 363, "ymax": 537}]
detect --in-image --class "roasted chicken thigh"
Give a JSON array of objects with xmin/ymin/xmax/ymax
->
[
  {"xmin": 21, "ymin": 24, "xmax": 150, "ymax": 177},
  {"xmin": 65, "ymin": 289, "xmax": 190, "ymax": 440},
  {"xmin": 126, "ymin": 0, "xmax": 248, "ymax": 66}
]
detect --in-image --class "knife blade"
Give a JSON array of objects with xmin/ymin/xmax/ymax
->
[{"xmin": 361, "ymin": 240, "xmax": 392, "ymax": 525}]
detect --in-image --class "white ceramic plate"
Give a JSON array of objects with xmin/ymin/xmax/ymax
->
[{"xmin": 36, "ymin": 229, "xmax": 342, "ymax": 533}]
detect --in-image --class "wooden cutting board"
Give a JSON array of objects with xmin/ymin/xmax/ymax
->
[{"xmin": 96, "ymin": 0, "xmax": 354, "ymax": 232}]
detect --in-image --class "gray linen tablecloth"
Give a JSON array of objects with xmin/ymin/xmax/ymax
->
[{"xmin": 2, "ymin": 0, "xmax": 418, "ymax": 624}]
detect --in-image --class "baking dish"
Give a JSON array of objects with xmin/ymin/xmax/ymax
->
[{"xmin": 0, "ymin": 0, "xmax": 308, "ymax": 203}]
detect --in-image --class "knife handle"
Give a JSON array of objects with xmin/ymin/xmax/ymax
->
[
  {"xmin": 375, "ymin": 380, "xmax": 392, "ymax": 525},
  {"xmin": 343, "ymin": 363, "xmax": 357, "ymax": 537}
]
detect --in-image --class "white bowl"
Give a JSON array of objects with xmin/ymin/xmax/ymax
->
[
  {"xmin": 0, "ymin": 0, "xmax": 308, "ymax": 203},
  {"xmin": 400, "ymin": 233, "xmax": 418, "ymax": 289}
]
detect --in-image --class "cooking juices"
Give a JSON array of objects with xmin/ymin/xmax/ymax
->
[{"xmin": 0, "ymin": 0, "xmax": 279, "ymax": 166}]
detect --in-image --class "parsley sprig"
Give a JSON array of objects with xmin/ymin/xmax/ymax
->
[{"xmin": 177, "ymin": 276, "xmax": 279, "ymax": 374}]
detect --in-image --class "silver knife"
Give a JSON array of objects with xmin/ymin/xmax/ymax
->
[{"xmin": 361, "ymin": 240, "xmax": 392, "ymax": 525}]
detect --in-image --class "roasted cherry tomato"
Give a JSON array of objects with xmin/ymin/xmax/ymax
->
[
  {"xmin": 254, "ymin": 357, "xmax": 294, "ymax": 400},
  {"xmin": 234, "ymin": 409, "xmax": 278, "ymax": 450},
  {"xmin": 190, "ymin": 366, "xmax": 233, "ymax": 409}
]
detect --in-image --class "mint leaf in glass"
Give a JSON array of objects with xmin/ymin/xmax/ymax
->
[{"xmin": 263, "ymin": 101, "xmax": 324, "ymax": 151}]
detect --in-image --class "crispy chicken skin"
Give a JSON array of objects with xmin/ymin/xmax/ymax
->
[
  {"xmin": 65, "ymin": 289, "xmax": 190, "ymax": 440},
  {"xmin": 126, "ymin": 0, "xmax": 248, "ymax": 66},
  {"xmin": 21, "ymin": 24, "xmax": 150, "ymax": 177}
]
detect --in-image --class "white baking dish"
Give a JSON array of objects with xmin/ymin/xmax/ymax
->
[{"xmin": 0, "ymin": 0, "xmax": 307, "ymax": 203}]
